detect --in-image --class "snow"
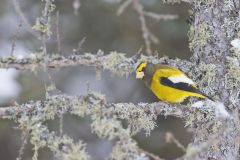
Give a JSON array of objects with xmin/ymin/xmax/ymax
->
[
  {"xmin": 192, "ymin": 100, "xmax": 230, "ymax": 118},
  {"xmin": 0, "ymin": 69, "xmax": 21, "ymax": 102},
  {"xmin": 231, "ymin": 38, "xmax": 240, "ymax": 49}
]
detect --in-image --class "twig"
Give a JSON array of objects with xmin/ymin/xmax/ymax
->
[
  {"xmin": 165, "ymin": 132, "xmax": 186, "ymax": 152},
  {"xmin": 56, "ymin": 11, "xmax": 62, "ymax": 54},
  {"xmin": 181, "ymin": 0, "xmax": 191, "ymax": 3},
  {"xmin": 73, "ymin": 0, "xmax": 81, "ymax": 15},
  {"xmin": 117, "ymin": 0, "xmax": 178, "ymax": 55},
  {"xmin": 41, "ymin": 39, "xmax": 47, "ymax": 55},
  {"xmin": 143, "ymin": 12, "xmax": 178, "ymax": 21},
  {"xmin": 10, "ymin": 20, "xmax": 22, "ymax": 56},
  {"xmin": 133, "ymin": 0, "xmax": 156, "ymax": 55},
  {"xmin": 12, "ymin": 0, "xmax": 39, "ymax": 38},
  {"xmin": 77, "ymin": 37, "xmax": 87, "ymax": 52},
  {"xmin": 138, "ymin": 147, "xmax": 164, "ymax": 160},
  {"xmin": 42, "ymin": 0, "xmax": 53, "ymax": 25},
  {"xmin": 117, "ymin": 0, "xmax": 133, "ymax": 16},
  {"xmin": 73, "ymin": 37, "xmax": 87, "ymax": 54},
  {"xmin": 45, "ymin": 71, "xmax": 64, "ymax": 137},
  {"xmin": 59, "ymin": 113, "xmax": 63, "ymax": 136},
  {"xmin": 41, "ymin": 0, "xmax": 54, "ymax": 55},
  {"xmin": 16, "ymin": 134, "xmax": 28, "ymax": 160}
]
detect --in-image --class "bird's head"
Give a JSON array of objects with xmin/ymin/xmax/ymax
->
[{"xmin": 135, "ymin": 62, "xmax": 147, "ymax": 79}]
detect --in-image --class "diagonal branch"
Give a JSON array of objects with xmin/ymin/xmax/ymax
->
[{"xmin": 12, "ymin": 0, "xmax": 39, "ymax": 38}]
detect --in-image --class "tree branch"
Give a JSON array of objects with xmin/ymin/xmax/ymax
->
[
  {"xmin": 0, "ymin": 51, "xmax": 193, "ymax": 77},
  {"xmin": 0, "ymin": 93, "xmax": 187, "ymax": 120}
]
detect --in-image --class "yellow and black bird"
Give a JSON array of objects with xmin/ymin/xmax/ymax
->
[{"xmin": 135, "ymin": 62, "xmax": 212, "ymax": 103}]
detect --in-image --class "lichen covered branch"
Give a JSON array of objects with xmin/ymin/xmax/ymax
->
[
  {"xmin": 0, "ymin": 50, "xmax": 193, "ymax": 76},
  {"xmin": 4, "ymin": 0, "xmax": 240, "ymax": 159},
  {"xmin": 0, "ymin": 91, "xmax": 230, "ymax": 159},
  {"xmin": 0, "ymin": 92, "xmax": 181, "ymax": 160}
]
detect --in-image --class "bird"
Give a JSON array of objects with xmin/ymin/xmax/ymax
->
[{"xmin": 135, "ymin": 62, "xmax": 212, "ymax": 103}]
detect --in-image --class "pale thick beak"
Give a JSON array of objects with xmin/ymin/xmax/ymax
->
[{"xmin": 136, "ymin": 72, "xmax": 144, "ymax": 79}]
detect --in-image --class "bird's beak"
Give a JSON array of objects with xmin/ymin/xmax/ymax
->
[{"xmin": 136, "ymin": 72, "xmax": 144, "ymax": 79}]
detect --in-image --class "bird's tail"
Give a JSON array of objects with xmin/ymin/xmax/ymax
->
[{"xmin": 197, "ymin": 90, "xmax": 214, "ymax": 101}]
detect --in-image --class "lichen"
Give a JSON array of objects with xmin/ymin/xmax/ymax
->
[
  {"xmin": 91, "ymin": 117, "xmax": 124, "ymax": 139},
  {"xmin": 17, "ymin": 115, "xmax": 48, "ymax": 160},
  {"xmin": 223, "ymin": 0, "xmax": 235, "ymax": 11},
  {"xmin": 70, "ymin": 97, "xmax": 89, "ymax": 117},
  {"xmin": 16, "ymin": 96, "xmax": 90, "ymax": 160},
  {"xmin": 194, "ymin": 63, "xmax": 217, "ymax": 96},
  {"xmin": 192, "ymin": 0, "xmax": 216, "ymax": 6},
  {"xmin": 109, "ymin": 140, "xmax": 148, "ymax": 160},
  {"xmin": 225, "ymin": 49, "xmax": 240, "ymax": 89},
  {"xmin": 210, "ymin": 121, "xmax": 223, "ymax": 133},
  {"xmin": 51, "ymin": 135, "xmax": 89, "ymax": 160},
  {"xmin": 32, "ymin": 0, "xmax": 56, "ymax": 39},
  {"xmin": 189, "ymin": 23, "xmax": 211, "ymax": 51},
  {"xmin": 103, "ymin": 51, "xmax": 133, "ymax": 77},
  {"xmin": 1, "ymin": 1, "xmax": 239, "ymax": 159},
  {"xmin": 198, "ymin": 63, "xmax": 216, "ymax": 84},
  {"xmin": 162, "ymin": 0, "xmax": 181, "ymax": 4},
  {"xmin": 32, "ymin": 18, "xmax": 52, "ymax": 37},
  {"xmin": 114, "ymin": 103, "xmax": 157, "ymax": 136}
]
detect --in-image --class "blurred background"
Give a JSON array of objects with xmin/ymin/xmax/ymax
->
[{"xmin": 0, "ymin": 0, "xmax": 192, "ymax": 159}]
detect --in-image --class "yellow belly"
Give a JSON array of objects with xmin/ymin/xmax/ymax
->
[{"xmin": 150, "ymin": 77, "xmax": 205, "ymax": 103}]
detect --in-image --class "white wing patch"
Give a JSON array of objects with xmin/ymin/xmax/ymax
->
[{"xmin": 168, "ymin": 75, "xmax": 194, "ymax": 84}]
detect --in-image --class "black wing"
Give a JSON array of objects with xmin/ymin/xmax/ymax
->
[
  {"xmin": 160, "ymin": 77, "xmax": 213, "ymax": 100},
  {"xmin": 160, "ymin": 77, "xmax": 201, "ymax": 93}
]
